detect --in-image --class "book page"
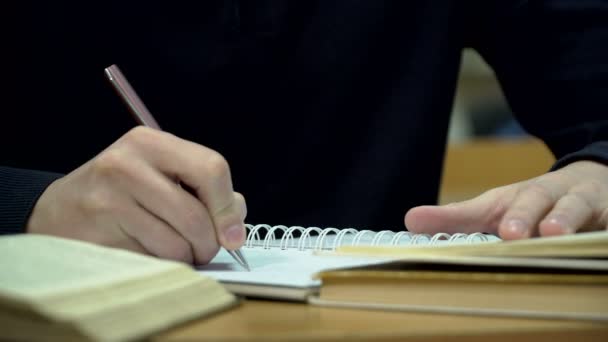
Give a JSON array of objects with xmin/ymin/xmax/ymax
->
[
  {"xmin": 0, "ymin": 234, "xmax": 238, "ymax": 342},
  {"xmin": 336, "ymin": 231, "xmax": 608, "ymax": 258},
  {"xmin": 197, "ymin": 248, "xmax": 393, "ymax": 288},
  {"xmin": 0, "ymin": 234, "xmax": 182, "ymax": 298}
]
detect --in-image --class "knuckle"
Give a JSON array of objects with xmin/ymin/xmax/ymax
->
[
  {"xmin": 122, "ymin": 126, "xmax": 160, "ymax": 148},
  {"xmin": 234, "ymin": 191, "xmax": 245, "ymax": 202},
  {"xmin": 541, "ymin": 171, "xmax": 574, "ymax": 186},
  {"xmin": 522, "ymin": 183, "xmax": 555, "ymax": 203},
  {"xmin": 565, "ymin": 191, "xmax": 594, "ymax": 212},
  {"xmin": 92, "ymin": 149, "xmax": 131, "ymax": 178},
  {"xmin": 81, "ymin": 188, "xmax": 116, "ymax": 214},
  {"xmin": 484, "ymin": 198, "xmax": 509, "ymax": 227},
  {"xmin": 234, "ymin": 192, "xmax": 248, "ymax": 219},
  {"xmin": 204, "ymin": 152, "xmax": 230, "ymax": 180}
]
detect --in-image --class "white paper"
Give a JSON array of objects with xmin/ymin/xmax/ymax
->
[{"xmin": 198, "ymin": 248, "xmax": 392, "ymax": 288}]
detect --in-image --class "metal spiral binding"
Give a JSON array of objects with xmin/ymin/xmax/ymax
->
[{"xmin": 243, "ymin": 224, "xmax": 497, "ymax": 251}]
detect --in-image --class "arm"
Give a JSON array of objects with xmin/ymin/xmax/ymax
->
[
  {"xmin": 406, "ymin": 0, "xmax": 608, "ymax": 239},
  {"xmin": 470, "ymin": 0, "xmax": 608, "ymax": 165},
  {"xmin": 0, "ymin": 167, "xmax": 63, "ymax": 234}
]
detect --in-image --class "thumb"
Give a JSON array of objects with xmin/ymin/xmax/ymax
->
[{"xmin": 405, "ymin": 190, "xmax": 506, "ymax": 236}]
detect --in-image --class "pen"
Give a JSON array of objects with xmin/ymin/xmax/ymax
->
[{"xmin": 104, "ymin": 64, "xmax": 250, "ymax": 271}]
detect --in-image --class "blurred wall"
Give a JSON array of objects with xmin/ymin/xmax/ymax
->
[{"xmin": 448, "ymin": 49, "xmax": 527, "ymax": 143}]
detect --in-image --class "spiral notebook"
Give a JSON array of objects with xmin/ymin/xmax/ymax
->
[{"xmin": 197, "ymin": 224, "xmax": 501, "ymax": 300}]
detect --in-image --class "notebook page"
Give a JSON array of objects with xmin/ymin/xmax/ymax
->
[{"xmin": 198, "ymin": 248, "xmax": 393, "ymax": 288}]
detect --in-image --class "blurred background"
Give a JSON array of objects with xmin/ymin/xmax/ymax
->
[
  {"xmin": 439, "ymin": 49, "xmax": 555, "ymax": 204},
  {"xmin": 448, "ymin": 48, "xmax": 530, "ymax": 143}
]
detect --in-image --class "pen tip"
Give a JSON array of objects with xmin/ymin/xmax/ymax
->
[{"xmin": 241, "ymin": 259, "xmax": 251, "ymax": 272}]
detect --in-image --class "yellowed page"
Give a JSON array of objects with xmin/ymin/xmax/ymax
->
[
  {"xmin": 336, "ymin": 231, "xmax": 608, "ymax": 258},
  {"xmin": 0, "ymin": 234, "xmax": 185, "ymax": 299}
]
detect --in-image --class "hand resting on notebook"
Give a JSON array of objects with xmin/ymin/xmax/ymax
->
[
  {"xmin": 25, "ymin": 127, "xmax": 247, "ymax": 265},
  {"xmin": 406, "ymin": 160, "xmax": 608, "ymax": 240}
]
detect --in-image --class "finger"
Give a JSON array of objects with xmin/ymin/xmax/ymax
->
[
  {"xmin": 234, "ymin": 192, "xmax": 247, "ymax": 221},
  {"xmin": 173, "ymin": 186, "xmax": 222, "ymax": 264},
  {"xmin": 105, "ymin": 223, "xmax": 149, "ymax": 255},
  {"xmin": 498, "ymin": 183, "xmax": 558, "ymax": 240},
  {"xmin": 118, "ymin": 199, "xmax": 195, "ymax": 263},
  {"xmin": 120, "ymin": 127, "xmax": 244, "ymax": 247},
  {"xmin": 77, "ymin": 212, "xmax": 150, "ymax": 256},
  {"xmin": 539, "ymin": 186, "xmax": 598, "ymax": 237},
  {"xmin": 109, "ymin": 159, "xmax": 222, "ymax": 264},
  {"xmin": 219, "ymin": 192, "xmax": 248, "ymax": 248},
  {"xmin": 405, "ymin": 188, "xmax": 509, "ymax": 235}
]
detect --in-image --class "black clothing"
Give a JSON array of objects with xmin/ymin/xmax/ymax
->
[{"xmin": 2, "ymin": 1, "xmax": 608, "ymax": 234}]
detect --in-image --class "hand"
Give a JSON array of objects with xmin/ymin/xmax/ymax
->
[
  {"xmin": 26, "ymin": 126, "xmax": 247, "ymax": 264},
  {"xmin": 405, "ymin": 160, "xmax": 608, "ymax": 240}
]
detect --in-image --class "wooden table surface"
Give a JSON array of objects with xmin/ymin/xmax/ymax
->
[{"xmin": 154, "ymin": 299, "xmax": 608, "ymax": 341}]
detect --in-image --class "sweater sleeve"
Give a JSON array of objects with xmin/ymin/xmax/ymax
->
[
  {"xmin": 0, "ymin": 167, "xmax": 63, "ymax": 235},
  {"xmin": 550, "ymin": 141, "xmax": 608, "ymax": 171},
  {"xmin": 466, "ymin": 0, "xmax": 608, "ymax": 169}
]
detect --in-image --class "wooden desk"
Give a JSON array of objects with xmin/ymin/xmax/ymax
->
[{"xmin": 155, "ymin": 299, "xmax": 608, "ymax": 341}]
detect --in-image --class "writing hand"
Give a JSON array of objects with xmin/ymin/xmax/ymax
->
[
  {"xmin": 26, "ymin": 126, "xmax": 247, "ymax": 264},
  {"xmin": 405, "ymin": 160, "xmax": 608, "ymax": 239}
]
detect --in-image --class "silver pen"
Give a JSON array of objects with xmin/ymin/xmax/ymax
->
[
  {"xmin": 104, "ymin": 64, "xmax": 250, "ymax": 271},
  {"xmin": 227, "ymin": 249, "xmax": 250, "ymax": 271}
]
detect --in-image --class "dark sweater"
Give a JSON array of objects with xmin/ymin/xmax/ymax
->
[{"xmin": 2, "ymin": 1, "xmax": 608, "ymax": 233}]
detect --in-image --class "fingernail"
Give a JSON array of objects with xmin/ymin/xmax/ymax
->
[
  {"xmin": 224, "ymin": 224, "xmax": 245, "ymax": 245},
  {"xmin": 507, "ymin": 219, "xmax": 526, "ymax": 236},
  {"xmin": 546, "ymin": 217, "xmax": 572, "ymax": 233}
]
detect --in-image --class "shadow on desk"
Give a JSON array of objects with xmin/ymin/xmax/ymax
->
[{"xmin": 439, "ymin": 137, "xmax": 555, "ymax": 205}]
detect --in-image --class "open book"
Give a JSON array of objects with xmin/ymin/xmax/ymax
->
[
  {"xmin": 0, "ymin": 234, "xmax": 238, "ymax": 342},
  {"xmin": 198, "ymin": 224, "xmax": 608, "ymax": 321}
]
